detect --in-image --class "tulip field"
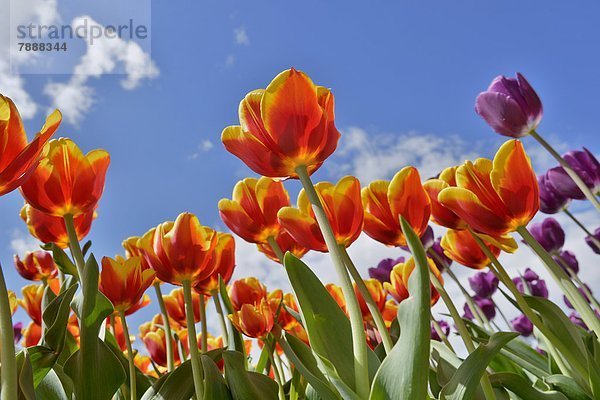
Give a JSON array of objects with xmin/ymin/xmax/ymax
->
[{"xmin": 1, "ymin": 67, "xmax": 600, "ymax": 400}]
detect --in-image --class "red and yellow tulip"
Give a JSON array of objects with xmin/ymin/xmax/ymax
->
[
  {"xmin": 222, "ymin": 68, "xmax": 341, "ymax": 179},
  {"xmin": 440, "ymin": 229, "xmax": 501, "ymax": 270},
  {"xmin": 228, "ymin": 277, "xmax": 267, "ymax": 311},
  {"xmin": 22, "ymin": 321, "xmax": 42, "ymax": 347},
  {"xmin": 362, "ymin": 167, "xmax": 431, "ymax": 247},
  {"xmin": 354, "ymin": 279, "xmax": 387, "ymax": 318},
  {"xmin": 423, "ymin": 166, "xmax": 467, "ymax": 230},
  {"xmin": 278, "ymin": 176, "xmax": 363, "ymax": 252},
  {"xmin": 229, "ymin": 299, "xmax": 274, "ymax": 339},
  {"xmin": 438, "ymin": 140, "xmax": 539, "ymax": 236},
  {"xmin": 326, "ymin": 283, "xmax": 346, "ymax": 313},
  {"xmin": 14, "ymin": 250, "xmax": 57, "ymax": 282},
  {"xmin": 20, "ymin": 138, "xmax": 110, "ymax": 217},
  {"xmin": 19, "ymin": 280, "xmax": 59, "ymax": 325},
  {"xmin": 99, "ymin": 256, "xmax": 155, "ymax": 314},
  {"xmin": 140, "ymin": 317, "xmax": 180, "ymax": 367},
  {"xmin": 0, "ymin": 95, "xmax": 61, "ymax": 196},
  {"xmin": 162, "ymin": 287, "xmax": 203, "ymax": 327},
  {"xmin": 194, "ymin": 232, "xmax": 236, "ymax": 295},
  {"xmin": 256, "ymin": 230, "xmax": 309, "ymax": 263},
  {"xmin": 219, "ymin": 177, "xmax": 289, "ymax": 244},
  {"xmin": 384, "ymin": 257, "xmax": 442, "ymax": 305}
]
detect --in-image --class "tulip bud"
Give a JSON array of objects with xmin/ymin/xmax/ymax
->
[{"xmin": 528, "ymin": 218, "xmax": 564, "ymax": 254}]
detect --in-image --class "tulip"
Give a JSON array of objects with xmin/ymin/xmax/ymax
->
[
  {"xmin": 569, "ymin": 312, "xmax": 588, "ymax": 330},
  {"xmin": 268, "ymin": 290, "xmax": 298, "ymax": 331},
  {"xmin": 384, "ymin": 257, "xmax": 442, "ymax": 305},
  {"xmin": 586, "ymin": 228, "xmax": 600, "ymax": 254},
  {"xmin": 538, "ymin": 173, "xmax": 571, "ymax": 214},
  {"xmin": 431, "ymin": 320, "xmax": 450, "ymax": 342},
  {"xmin": 475, "ymin": 73, "xmax": 542, "ymax": 138},
  {"xmin": 546, "ymin": 148, "xmax": 600, "ymax": 200},
  {"xmin": 381, "ymin": 300, "xmax": 398, "ymax": 328},
  {"xmin": 463, "ymin": 297, "xmax": 496, "ymax": 321},
  {"xmin": 424, "ymin": 166, "xmax": 467, "ymax": 230},
  {"xmin": 20, "ymin": 204, "xmax": 95, "ymax": 249},
  {"xmin": 229, "ymin": 299, "xmax": 274, "ymax": 339},
  {"xmin": 134, "ymin": 354, "xmax": 157, "ymax": 378},
  {"xmin": 362, "ymin": 166, "xmax": 431, "ymax": 246},
  {"xmin": 20, "ymin": 138, "xmax": 110, "ymax": 217},
  {"xmin": 108, "ymin": 315, "xmax": 129, "ymax": 352},
  {"xmin": 511, "ymin": 314, "xmax": 534, "ymax": 336},
  {"xmin": 222, "ymin": 68, "xmax": 340, "ymax": 179},
  {"xmin": 140, "ymin": 318, "xmax": 180, "ymax": 367},
  {"xmin": 138, "ymin": 213, "xmax": 218, "ymax": 286},
  {"xmin": 18, "ymin": 282, "xmax": 58, "ymax": 325},
  {"xmin": 99, "ymin": 256, "xmax": 155, "ymax": 314},
  {"xmin": 468, "ymin": 271, "xmax": 499, "ymax": 299},
  {"xmin": 564, "ymin": 285, "xmax": 592, "ymax": 310},
  {"xmin": 14, "ymin": 250, "xmax": 57, "ymax": 282},
  {"xmin": 368, "ymin": 256, "xmax": 405, "ymax": 283},
  {"xmin": 256, "ymin": 230, "xmax": 309, "ymax": 263},
  {"xmin": 0, "ymin": 95, "xmax": 61, "ymax": 196},
  {"xmin": 22, "ymin": 322, "xmax": 42, "ymax": 347},
  {"xmin": 13, "ymin": 322, "xmax": 23, "ymax": 344},
  {"xmin": 162, "ymin": 287, "xmax": 201, "ymax": 327},
  {"xmin": 553, "ymin": 250, "xmax": 579, "ymax": 274},
  {"xmin": 219, "ymin": 177, "xmax": 290, "ymax": 244},
  {"xmin": 439, "ymin": 140, "xmax": 539, "ymax": 237},
  {"xmin": 513, "ymin": 268, "xmax": 549, "ymax": 298},
  {"xmin": 228, "ymin": 277, "xmax": 267, "ymax": 311},
  {"xmin": 528, "ymin": 218, "xmax": 564, "ymax": 254},
  {"xmin": 278, "ymin": 176, "xmax": 363, "ymax": 252},
  {"xmin": 7, "ymin": 290, "xmax": 17, "ymax": 316},
  {"xmin": 326, "ymin": 283, "xmax": 346, "ymax": 313},
  {"xmin": 400, "ymin": 225, "xmax": 434, "ymax": 252},
  {"xmin": 441, "ymin": 229, "xmax": 500, "ymax": 269},
  {"xmin": 430, "ymin": 237, "xmax": 452, "ymax": 272},
  {"xmin": 194, "ymin": 233, "xmax": 236, "ymax": 295},
  {"xmin": 353, "ymin": 279, "xmax": 386, "ymax": 318}
]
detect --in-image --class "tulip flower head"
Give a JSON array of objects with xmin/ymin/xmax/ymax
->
[
  {"xmin": 0, "ymin": 95, "xmax": 61, "ymax": 196},
  {"xmin": 511, "ymin": 314, "xmax": 534, "ymax": 336},
  {"xmin": 513, "ymin": 268, "xmax": 549, "ymax": 298},
  {"xmin": 256, "ymin": 229, "xmax": 309, "ymax": 263},
  {"xmin": 546, "ymin": 148, "xmax": 600, "ymax": 200},
  {"xmin": 468, "ymin": 271, "xmax": 499, "ymax": 299},
  {"xmin": 528, "ymin": 218, "xmax": 565, "ymax": 254},
  {"xmin": 368, "ymin": 256, "xmax": 405, "ymax": 283},
  {"xmin": 424, "ymin": 166, "xmax": 467, "ymax": 230},
  {"xmin": 439, "ymin": 140, "xmax": 539, "ymax": 237},
  {"xmin": 222, "ymin": 68, "xmax": 341, "ymax": 179},
  {"xmin": 475, "ymin": 73, "xmax": 542, "ymax": 138},
  {"xmin": 441, "ymin": 229, "xmax": 501, "ymax": 270},
  {"xmin": 138, "ymin": 213, "xmax": 218, "ymax": 286},
  {"xmin": 554, "ymin": 250, "xmax": 579, "ymax": 275},
  {"xmin": 463, "ymin": 297, "xmax": 496, "ymax": 321},
  {"xmin": 163, "ymin": 287, "xmax": 202, "ymax": 327},
  {"xmin": 278, "ymin": 176, "xmax": 363, "ymax": 252},
  {"xmin": 20, "ymin": 138, "xmax": 110, "ymax": 217},
  {"xmin": 22, "ymin": 321, "xmax": 42, "ymax": 347},
  {"xmin": 325, "ymin": 283, "xmax": 347, "ymax": 313},
  {"xmin": 586, "ymin": 227, "xmax": 600, "ymax": 254},
  {"xmin": 219, "ymin": 177, "xmax": 289, "ymax": 244},
  {"xmin": 384, "ymin": 257, "xmax": 442, "ymax": 305},
  {"xmin": 19, "ymin": 281, "xmax": 59, "ymax": 325},
  {"xmin": 228, "ymin": 277, "xmax": 267, "ymax": 311},
  {"xmin": 354, "ymin": 279, "xmax": 387, "ymax": 318},
  {"xmin": 194, "ymin": 232, "xmax": 236, "ymax": 295},
  {"xmin": 537, "ymin": 173, "xmax": 571, "ymax": 214},
  {"xmin": 140, "ymin": 317, "xmax": 180, "ymax": 367},
  {"xmin": 267, "ymin": 290, "xmax": 299, "ymax": 331},
  {"xmin": 431, "ymin": 320, "xmax": 450, "ymax": 342},
  {"xmin": 362, "ymin": 166, "xmax": 431, "ymax": 247},
  {"xmin": 20, "ymin": 204, "xmax": 95, "ymax": 249},
  {"xmin": 229, "ymin": 299, "xmax": 274, "ymax": 339},
  {"xmin": 14, "ymin": 250, "xmax": 57, "ymax": 281},
  {"xmin": 99, "ymin": 256, "xmax": 155, "ymax": 314}
]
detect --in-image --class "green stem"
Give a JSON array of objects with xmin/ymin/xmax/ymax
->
[
  {"xmin": 266, "ymin": 338, "xmax": 285, "ymax": 400},
  {"xmin": 211, "ymin": 290, "xmax": 229, "ymax": 347},
  {"xmin": 119, "ymin": 311, "xmax": 136, "ymax": 400},
  {"xmin": 296, "ymin": 165, "xmax": 369, "ymax": 399},
  {"xmin": 64, "ymin": 214, "xmax": 85, "ymax": 278},
  {"xmin": 430, "ymin": 272, "xmax": 496, "ymax": 400},
  {"xmin": 153, "ymin": 283, "xmax": 175, "ymax": 372},
  {"xmin": 340, "ymin": 245, "xmax": 393, "ymax": 354},
  {"xmin": 530, "ymin": 130, "xmax": 600, "ymax": 212},
  {"xmin": 563, "ymin": 209, "xmax": 600, "ymax": 248},
  {"xmin": 0, "ymin": 264, "xmax": 17, "ymax": 400},
  {"xmin": 183, "ymin": 280, "xmax": 204, "ymax": 399},
  {"xmin": 267, "ymin": 235, "xmax": 285, "ymax": 264},
  {"xmin": 431, "ymin": 318, "xmax": 455, "ymax": 352},
  {"xmin": 199, "ymin": 294, "xmax": 208, "ymax": 353},
  {"xmin": 518, "ymin": 226, "xmax": 600, "ymax": 338}
]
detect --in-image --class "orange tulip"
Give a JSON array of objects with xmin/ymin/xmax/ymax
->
[
  {"xmin": 140, "ymin": 319, "xmax": 180, "ymax": 367},
  {"xmin": 278, "ymin": 176, "xmax": 363, "ymax": 252},
  {"xmin": 362, "ymin": 167, "xmax": 431, "ymax": 247},
  {"xmin": 8, "ymin": 290, "xmax": 17, "ymax": 315},
  {"xmin": 19, "ymin": 280, "xmax": 59, "ymax": 325},
  {"xmin": 134, "ymin": 354, "xmax": 157, "ymax": 378},
  {"xmin": 441, "ymin": 229, "xmax": 501, "ymax": 270},
  {"xmin": 20, "ymin": 204, "xmax": 95, "ymax": 249},
  {"xmin": 162, "ymin": 287, "xmax": 202, "ymax": 327},
  {"xmin": 138, "ymin": 212, "xmax": 218, "ymax": 286},
  {"xmin": 194, "ymin": 233, "xmax": 236, "ymax": 295},
  {"xmin": 14, "ymin": 250, "xmax": 57, "ymax": 281},
  {"xmin": 267, "ymin": 290, "xmax": 298, "ymax": 331},
  {"xmin": 108, "ymin": 315, "xmax": 129, "ymax": 352},
  {"xmin": 222, "ymin": 68, "xmax": 341, "ymax": 179},
  {"xmin": 99, "ymin": 256, "xmax": 155, "ymax": 314},
  {"xmin": 353, "ymin": 279, "xmax": 386, "ymax": 318},
  {"xmin": 383, "ymin": 257, "xmax": 442, "ymax": 305},
  {"xmin": 21, "ymin": 138, "xmax": 110, "ymax": 217},
  {"xmin": 22, "ymin": 321, "xmax": 42, "ymax": 347},
  {"xmin": 0, "ymin": 95, "xmax": 61, "ymax": 196},
  {"xmin": 326, "ymin": 283, "xmax": 346, "ymax": 313},
  {"xmin": 439, "ymin": 140, "xmax": 539, "ymax": 236},
  {"xmin": 256, "ymin": 230, "xmax": 309, "ymax": 263},
  {"xmin": 219, "ymin": 177, "xmax": 290, "ymax": 244},
  {"xmin": 423, "ymin": 166, "xmax": 467, "ymax": 230},
  {"xmin": 381, "ymin": 299, "xmax": 398, "ymax": 327},
  {"xmin": 229, "ymin": 299, "xmax": 274, "ymax": 339},
  {"xmin": 228, "ymin": 277, "xmax": 267, "ymax": 311}
]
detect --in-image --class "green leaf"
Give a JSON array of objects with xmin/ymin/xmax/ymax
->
[
  {"xmin": 369, "ymin": 217, "xmax": 432, "ymax": 400},
  {"xmin": 223, "ymin": 350, "xmax": 279, "ymax": 400},
  {"xmin": 50, "ymin": 244, "xmax": 78, "ymax": 277},
  {"xmin": 488, "ymin": 372, "xmax": 567, "ymax": 400},
  {"xmin": 283, "ymin": 253, "xmax": 358, "ymax": 395},
  {"xmin": 43, "ymin": 284, "xmax": 78, "ymax": 353},
  {"xmin": 141, "ymin": 360, "xmax": 195, "ymax": 400},
  {"xmin": 105, "ymin": 330, "xmax": 153, "ymax": 398},
  {"xmin": 35, "ymin": 369, "xmax": 70, "ymax": 400},
  {"xmin": 439, "ymin": 332, "xmax": 518, "ymax": 400},
  {"xmin": 16, "ymin": 349, "xmax": 36, "ymax": 400},
  {"xmin": 27, "ymin": 345, "xmax": 59, "ymax": 387},
  {"xmin": 543, "ymin": 375, "xmax": 593, "ymax": 400},
  {"xmin": 201, "ymin": 355, "xmax": 232, "ymax": 400}
]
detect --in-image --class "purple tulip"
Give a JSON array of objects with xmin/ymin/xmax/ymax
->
[
  {"xmin": 546, "ymin": 149, "xmax": 600, "ymax": 200},
  {"xmin": 13, "ymin": 322, "xmax": 22, "ymax": 344},
  {"xmin": 512, "ymin": 314, "xmax": 534, "ymax": 336},
  {"xmin": 431, "ymin": 319, "xmax": 450, "ymax": 342},
  {"xmin": 475, "ymin": 73, "xmax": 542, "ymax": 138},
  {"xmin": 528, "ymin": 218, "xmax": 565, "ymax": 254},
  {"xmin": 468, "ymin": 271, "xmax": 499, "ymax": 298},
  {"xmin": 585, "ymin": 227, "xmax": 600, "ymax": 254},
  {"xmin": 563, "ymin": 284, "xmax": 592, "ymax": 310},
  {"xmin": 401, "ymin": 225, "xmax": 434, "ymax": 252},
  {"xmin": 569, "ymin": 312, "xmax": 587, "ymax": 330},
  {"xmin": 430, "ymin": 237, "xmax": 452, "ymax": 272},
  {"xmin": 463, "ymin": 297, "xmax": 496, "ymax": 321},
  {"xmin": 553, "ymin": 250, "xmax": 579, "ymax": 274},
  {"xmin": 368, "ymin": 256, "xmax": 404, "ymax": 283},
  {"xmin": 538, "ymin": 173, "xmax": 571, "ymax": 214},
  {"xmin": 513, "ymin": 268, "xmax": 549, "ymax": 298}
]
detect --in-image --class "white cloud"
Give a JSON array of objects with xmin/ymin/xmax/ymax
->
[
  {"xmin": 225, "ymin": 54, "xmax": 236, "ymax": 68},
  {"xmin": 188, "ymin": 140, "xmax": 215, "ymax": 160},
  {"xmin": 233, "ymin": 26, "xmax": 249, "ymax": 46},
  {"xmin": 9, "ymin": 229, "xmax": 41, "ymax": 255}
]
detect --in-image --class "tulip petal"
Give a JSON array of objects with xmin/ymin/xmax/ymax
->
[
  {"xmin": 388, "ymin": 167, "xmax": 431, "ymax": 239},
  {"xmin": 475, "ymin": 92, "xmax": 529, "ymax": 137},
  {"xmin": 277, "ymin": 206, "xmax": 326, "ymax": 252}
]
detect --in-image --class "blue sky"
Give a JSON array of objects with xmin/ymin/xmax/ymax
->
[{"xmin": 2, "ymin": 1, "xmax": 600, "ymax": 342}]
